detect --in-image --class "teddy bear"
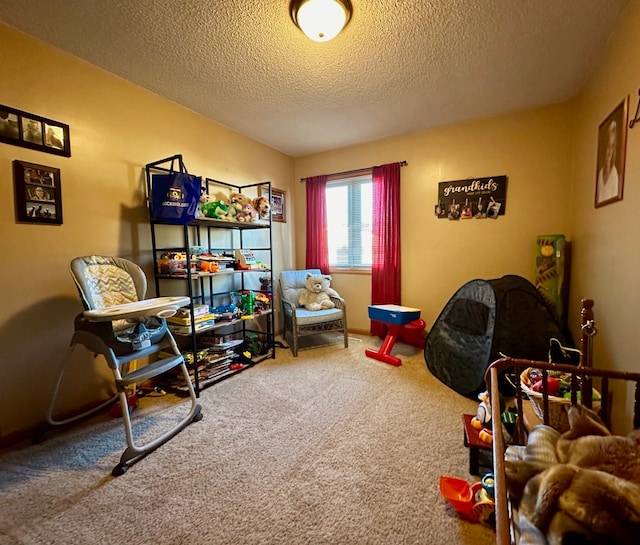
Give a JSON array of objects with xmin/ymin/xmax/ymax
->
[
  {"xmin": 298, "ymin": 273, "xmax": 340, "ymax": 311},
  {"xmin": 252, "ymin": 196, "xmax": 271, "ymax": 220}
]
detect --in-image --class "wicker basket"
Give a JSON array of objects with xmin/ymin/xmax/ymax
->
[{"xmin": 520, "ymin": 367, "xmax": 601, "ymax": 433}]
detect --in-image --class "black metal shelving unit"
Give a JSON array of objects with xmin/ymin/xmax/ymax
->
[{"xmin": 145, "ymin": 154, "xmax": 275, "ymax": 395}]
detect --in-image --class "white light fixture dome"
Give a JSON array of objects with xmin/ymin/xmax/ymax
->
[{"xmin": 290, "ymin": 0, "xmax": 353, "ymax": 42}]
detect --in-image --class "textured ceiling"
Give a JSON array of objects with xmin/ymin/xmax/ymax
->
[{"xmin": 0, "ymin": 0, "xmax": 631, "ymax": 157}]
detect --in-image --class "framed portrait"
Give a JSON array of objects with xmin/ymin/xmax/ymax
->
[
  {"xmin": 0, "ymin": 104, "xmax": 71, "ymax": 157},
  {"xmin": 595, "ymin": 96, "xmax": 628, "ymax": 208},
  {"xmin": 13, "ymin": 160, "xmax": 63, "ymax": 225}
]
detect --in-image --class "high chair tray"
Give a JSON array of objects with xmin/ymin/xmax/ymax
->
[{"xmin": 84, "ymin": 296, "xmax": 190, "ymax": 321}]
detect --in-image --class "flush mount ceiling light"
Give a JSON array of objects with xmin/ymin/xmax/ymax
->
[{"xmin": 289, "ymin": 0, "xmax": 353, "ymax": 42}]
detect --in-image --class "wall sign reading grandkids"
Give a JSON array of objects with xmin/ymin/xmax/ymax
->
[{"xmin": 434, "ymin": 175, "xmax": 508, "ymax": 220}]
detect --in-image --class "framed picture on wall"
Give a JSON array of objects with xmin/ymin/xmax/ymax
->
[
  {"xmin": 270, "ymin": 187, "xmax": 286, "ymax": 222},
  {"xmin": 595, "ymin": 96, "xmax": 628, "ymax": 208},
  {"xmin": 0, "ymin": 104, "xmax": 71, "ymax": 157},
  {"xmin": 13, "ymin": 160, "xmax": 63, "ymax": 224},
  {"xmin": 259, "ymin": 186, "xmax": 286, "ymax": 223}
]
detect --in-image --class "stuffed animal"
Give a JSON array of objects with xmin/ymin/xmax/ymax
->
[
  {"xmin": 237, "ymin": 202, "xmax": 255, "ymax": 222},
  {"xmin": 200, "ymin": 197, "xmax": 229, "ymax": 220},
  {"xmin": 252, "ymin": 196, "xmax": 271, "ymax": 220},
  {"xmin": 298, "ymin": 273, "xmax": 340, "ymax": 311},
  {"xmin": 212, "ymin": 191, "xmax": 229, "ymax": 205},
  {"xmin": 227, "ymin": 192, "xmax": 251, "ymax": 221},
  {"xmin": 197, "ymin": 194, "xmax": 208, "ymax": 219}
]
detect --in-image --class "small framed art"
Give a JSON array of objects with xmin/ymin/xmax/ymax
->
[
  {"xmin": 14, "ymin": 160, "xmax": 63, "ymax": 224},
  {"xmin": 259, "ymin": 186, "xmax": 287, "ymax": 223},
  {"xmin": 595, "ymin": 96, "xmax": 628, "ymax": 208},
  {"xmin": 0, "ymin": 104, "xmax": 71, "ymax": 157},
  {"xmin": 270, "ymin": 187, "xmax": 286, "ymax": 222}
]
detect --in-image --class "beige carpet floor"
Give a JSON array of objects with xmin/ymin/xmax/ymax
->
[{"xmin": 0, "ymin": 334, "xmax": 496, "ymax": 544}]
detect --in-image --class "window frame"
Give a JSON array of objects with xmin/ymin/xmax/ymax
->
[{"xmin": 326, "ymin": 172, "xmax": 373, "ymax": 272}]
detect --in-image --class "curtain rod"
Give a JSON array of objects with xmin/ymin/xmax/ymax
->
[{"xmin": 300, "ymin": 160, "xmax": 407, "ymax": 181}]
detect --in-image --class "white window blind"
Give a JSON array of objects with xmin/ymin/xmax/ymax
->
[{"xmin": 326, "ymin": 174, "xmax": 372, "ymax": 269}]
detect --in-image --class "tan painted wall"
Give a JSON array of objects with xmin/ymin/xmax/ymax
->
[
  {"xmin": 294, "ymin": 103, "xmax": 574, "ymax": 331},
  {"xmin": 0, "ymin": 25, "xmax": 294, "ymax": 439},
  {"xmin": 568, "ymin": 2, "xmax": 640, "ymax": 431}
]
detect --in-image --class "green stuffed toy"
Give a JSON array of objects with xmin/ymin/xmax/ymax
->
[{"xmin": 200, "ymin": 199, "xmax": 229, "ymax": 219}]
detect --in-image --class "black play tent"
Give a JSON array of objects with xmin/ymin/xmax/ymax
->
[{"xmin": 424, "ymin": 274, "xmax": 572, "ymax": 397}]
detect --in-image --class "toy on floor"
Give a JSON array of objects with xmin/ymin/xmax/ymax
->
[
  {"xmin": 471, "ymin": 390, "xmax": 493, "ymax": 444},
  {"xmin": 471, "ymin": 390, "xmax": 492, "ymax": 430},
  {"xmin": 439, "ymin": 475, "xmax": 495, "ymax": 527},
  {"xmin": 365, "ymin": 304, "xmax": 426, "ymax": 366},
  {"xmin": 397, "ymin": 318, "xmax": 427, "ymax": 348}
]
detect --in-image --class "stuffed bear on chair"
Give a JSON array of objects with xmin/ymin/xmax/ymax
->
[{"xmin": 298, "ymin": 273, "xmax": 340, "ymax": 311}]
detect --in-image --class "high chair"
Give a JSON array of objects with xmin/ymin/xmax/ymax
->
[{"xmin": 47, "ymin": 255, "xmax": 202, "ymax": 476}]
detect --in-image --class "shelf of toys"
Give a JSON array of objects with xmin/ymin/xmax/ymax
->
[{"xmin": 145, "ymin": 154, "xmax": 276, "ymax": 394}]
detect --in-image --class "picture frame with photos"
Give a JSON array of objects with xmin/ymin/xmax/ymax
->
[
  {"xmin": 259, "ymin": 186, "xmax": 286, "ymax": 223},
  {"xmin": 595, "ymin": 96, "xmax": 628, "ymax": 208},
  {"xmin": 14, "ymin": 160, "xmax": 63, "ymax": 224},
  {"xmin": 0, "ymin": 104, "xmax": 71, "ymax": 157},
  {"xmin": 270, "ymin": 187, "xmax": 287, "ymax": 223}
]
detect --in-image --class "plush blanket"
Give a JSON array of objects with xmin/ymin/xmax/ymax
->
[{"xmin": 505, "ymin": 405, "xmax": 640, "ymax": 545}]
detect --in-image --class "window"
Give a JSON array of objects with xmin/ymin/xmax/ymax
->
[{"xmin": 326, "ymin": 174, "xmax": 372, "ymax": 269}]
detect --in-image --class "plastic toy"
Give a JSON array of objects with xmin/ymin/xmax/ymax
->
[
  {"xmin": 471, "ymin": 390, "xmax": 492, "ymax": 430},
  {"xmin": 481, "ymin": 473, "xmax": 495, "ymax": 500},
  {"xmin": 254, "ymin": 292, "xmax": 271, "ymax": 312},
  {"xmin": 199, "ymin": 260, "xmax": 219, "ymax": 273},
  {"xmin": 439, "ymin": 475, "xmax": 495, "ymax": 527},
  {"xmin": 240, "ymin": 290, "xmax": 256, "ymax": 314},
  {"xmin": 397, "ymin": 318, "xmax": 427, "ymax": 348},
  {"xmin": 211, "ymin": 304, "xmax": 240, "ymax": 321},
  {"xmin": 365, "ymin": 305, "xmax": 424, "ymax": 366}
]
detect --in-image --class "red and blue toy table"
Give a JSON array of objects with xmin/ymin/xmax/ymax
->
[{"xmin": 365, "ymin": 304, "xmax": 426, "ymax": 366}]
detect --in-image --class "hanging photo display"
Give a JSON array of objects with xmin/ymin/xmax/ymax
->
[{"xmin": 434, "ymin": 175, "xmax": 508, "ymax": 220}]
